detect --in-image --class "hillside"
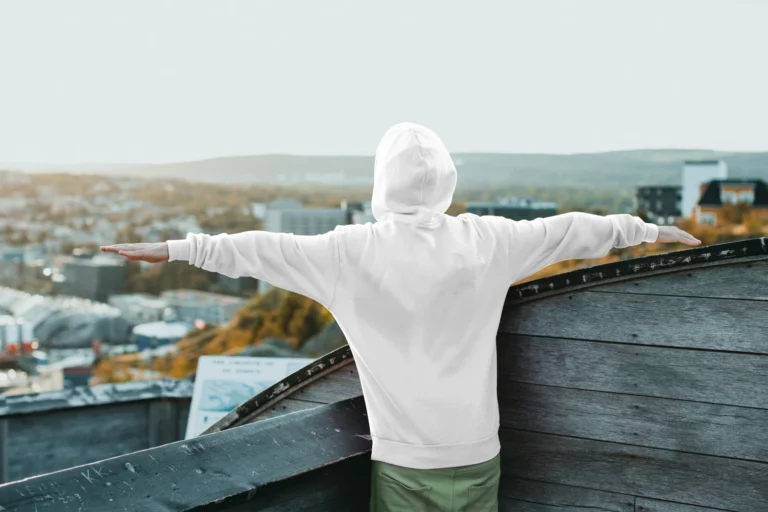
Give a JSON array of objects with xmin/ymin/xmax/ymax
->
[{"xmin": 8, "ymin": 150, "xmax": 768, "ymax": 190}]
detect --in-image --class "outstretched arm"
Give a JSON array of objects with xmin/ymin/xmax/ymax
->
[
  {"xmin": 102, "ymin": 228, "xmax": 342, "ymax": 308},
  {"xmin": 486, "ymin": 212, "xmax": 699, "ymax": 283}
]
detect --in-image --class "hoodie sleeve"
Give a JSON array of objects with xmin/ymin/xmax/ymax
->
[
  {"xmin": 166, "ymin": 228, "xmax": 341, "ymax": 308},
  {"xmin": 488, "ymin": 212, "xmax": 659, "ymax": 283}
]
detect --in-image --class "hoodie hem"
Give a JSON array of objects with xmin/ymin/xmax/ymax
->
[{"xmin": 370, "ymin": 431, "xmax": 501, "ymax": 470}]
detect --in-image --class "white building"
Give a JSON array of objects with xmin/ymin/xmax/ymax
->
[
  {"xmin": 108, "ymin": 293, "xmax": 171, "ymax": 325},
  {"xmin": 682, "ymin": 160, "xmax": 728, "ymax": 218},
  {"xmin": 160, "ymin": 289, "xmax": 245, "ymax": 326},
  {"xmin": 263, "ymin": 200, "xmax": 347, "ymax": 236}
]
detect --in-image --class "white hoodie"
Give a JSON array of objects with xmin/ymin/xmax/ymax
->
[{"xmin": 167, "ymin": 122, "xmax": 659, "ymax": 470}]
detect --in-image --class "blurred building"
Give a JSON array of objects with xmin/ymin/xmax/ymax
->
[
  {"xmin": 61, "ymin": 257, "xmax": 125, "ymax": 303},
  {"xmin": 132, "ymin": 321, "xmax": 191, "ymax": 351},
  {"xmin": 160, "ymin": 289, "xmax": 245, "ymax": 326},
  {"xmin": 635, "ymin": 186, "xmax": 682, "ymax": 225},
  {"xmin": 0, "ymin": 286, "xmax": 133, "ymax": 349},
  {"xmin": 466, "ymin": 198, "xmax": 558, "ymax": 220},
  {"xmin": 251, "ymin": 202, "xmax": 268, "ymax": 220},
  {"xmin": 108, "ymin": 294, "xmax": 170, "ymax": 325},
  {"xmin": 682, "ymin": 160, "xmax": 728, "ymax": 218},
  {"xmin": 694, "ymin": 179, "xmax": 768, "ymax": 225},
  {"xmin": 216, "ymin": 274, "xmax": 260, "ymax": 295},
  {"xmin": 264, "ymin": 199, "xmax": 347, "ymax": 235},
  {"xmin": 342, "ymin": 200, "xmax": 376, "ymax": 224}
]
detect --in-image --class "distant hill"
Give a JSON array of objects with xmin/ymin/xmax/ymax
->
[{"xmin": 5, "ymin": 150, "xmax": 768, "ymax": 189}]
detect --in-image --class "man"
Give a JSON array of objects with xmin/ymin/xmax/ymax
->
[{"xmin": 103, "ymin": 122, "xmax": 700, "ymax": 511}]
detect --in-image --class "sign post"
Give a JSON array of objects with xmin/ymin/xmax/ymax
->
[{"xmin": 185, "ymin": 356, "xmax": 313, "ymax": 439}]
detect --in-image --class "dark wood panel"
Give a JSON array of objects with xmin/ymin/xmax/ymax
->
[
  {"xmin": 291, "ymin": 364, "xmax": 362, "ymax": 404},
  {"xmin": 0, "ymin": 419, "xmax": 8, "ymax": 484},
  {"xmin": 499, "ymin": 381, "xmax": 768, "ymax": 462},
  {"xmin": 0, "ymin": 397, "xmax": 371, "ymax": 512},
  {"xmin": 497, "ymin": 334, "xmax": 768, "ymax": 409},
  {"xmin": 635, "ymin": 497, "xmax": 731, "ymax": 511},
  {"xmin": 499, "ymin": 477, "xmax": 633, "ymax": 511},
  {"xmin": 595, "ymin": 261, "xmax": 768, "ymax": 300},
  {"xmin": 500, "ymin": 429, "xmax": 768, "ymax": 512},
  {"xmin": 255, "ymin": 398, "xmax": 325, "ymax": 422},
  {"xmin": 501, "ymin": 292, "xmax": 768, "ymax": 353},
  {"xmin": 635, "ymin": 498, "xmax": 725, "ymax": 512},
  {"xmin": 147, "ymin": 399, "xmax": 180, "ymax": 448},
  {"xmin": 6, "ymin": 402, "xmax": 149, "ymax": 482},
  {"xmin": 222, "ymin": 456, "xmax": 370, "ymax": 512},
  {"xmin": 177, "ymin": 400, "xmax": 191, "ymax": 439},
  {"xmin": 505, "ymin": 238, "xmax": 767, "ymax": 302}
]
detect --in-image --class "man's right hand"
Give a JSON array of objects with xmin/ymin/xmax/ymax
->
[
  {"xmin": 655, "ymin": 226, "xmax": 701, "ymax": 246},
  {"xmin": 100, "ymin": 242, "xmax": 170, "ymax": 263}
]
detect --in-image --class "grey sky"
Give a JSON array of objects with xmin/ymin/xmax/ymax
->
[{"xmin": 0, "ymin": 0, "xmax": 766, "ymax": 164}]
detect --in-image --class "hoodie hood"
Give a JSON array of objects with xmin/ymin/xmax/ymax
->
[{"xmin": 371, "ymin": 123, "xmax": 457, "ymax": 225}]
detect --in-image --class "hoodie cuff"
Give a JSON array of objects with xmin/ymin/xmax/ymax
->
[
  {"xmin": 167, "ymin": 239, "xmax": 191, "ymax": 262},
  {"xmin": 644, "ymin": 223, "xmax": 659, "ymax": 243}
]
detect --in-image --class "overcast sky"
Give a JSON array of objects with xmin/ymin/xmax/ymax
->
[{"xmin": 0, "ymin": 0, "xmax": 766, "ymax": 164}]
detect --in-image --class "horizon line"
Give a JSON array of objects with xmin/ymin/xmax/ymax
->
[{"xmin": 2, "ymin": 146, "xmax": 767, "ymax": 170}]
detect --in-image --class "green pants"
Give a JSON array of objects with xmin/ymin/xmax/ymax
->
[{"xmin": 370, "ymin": 453, "xmax": 501, "ymax": 511}]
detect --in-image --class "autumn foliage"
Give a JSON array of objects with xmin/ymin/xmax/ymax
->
[{"xmin": 91, "ymin": 287, "xmax": 333, "ymax": 384}]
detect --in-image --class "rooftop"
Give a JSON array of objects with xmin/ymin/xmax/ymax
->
[
  {"xmin": 698, "ymin": 179, "xmax": 768, "ymax": 206},
  {"xmin": 683, "ymin": 160, "xmax": 724, "ymax": 165}
]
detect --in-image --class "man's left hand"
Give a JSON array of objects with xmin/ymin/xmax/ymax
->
[{"xmin": 100, "ymin": 243, "xmax": 170, "ymax": 263}]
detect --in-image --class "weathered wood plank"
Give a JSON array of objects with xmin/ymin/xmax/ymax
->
[
  {"xmin": 499, "ymin": 381, "xmax": 768, "ymax": 462},
  {"xmin": 500, "ymin": 429, "xmax": 768, "ymax": 512},
  {"xmin": 147, "ymin": 399, "xmax": 179, "ymax": 448},
  {"xmin": 506, "ymin": 238, "xmax": 767, "ymax": 302},
  {"xmin": 0, "ymin": 397, "xmax": 371, "ymax": 512},
  {"xmin": 0, "ymin": 418, "xmax": 8, "ymax": 484},
  {"xmin": 594, "ymin": 261, "xmax": 768, "ymax": 300},
  {"xmin": 255, "ymin": 397, "xmax": 325, "ymax": 422},
  {"xmin": 6, "ymin": 402, "xmax": 150, "ymax": 482},
  {"xmin": 499, "ymin": 477, "xmax": 634, "ymax": 511},
  {"xmin": 501, "ymin": 292, "xmax": 768, "ymax": 353},
  {"xmin": 177, "ymin": 400, "xmax": 190, "ymax": 439},
  {"xmin": 291, "ymin": 364, "xmax": 362, "ymax": 404},
  {"xmin": 222, "ymin": 456, "xmax": 370, "ymax": 512},
  {"xmin": 497, "ymin": 334, "xmax": 768, "ymax": 409},
  {"xmin": 635, "ymin": 497, "xmax": 731, "ymax": 511}
]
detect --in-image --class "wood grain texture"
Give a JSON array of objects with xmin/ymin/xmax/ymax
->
[
  {"xmin": 497, "ymin": 334, "xmax": 768, "ymax": 409},
  {"xmin": 0, "ymin": 397, "xmax": 372, "ymax": 512},
  {"xmin": 505, "ymin": 238, "xmax": 767, "ymax": 303},
  {"xmin": 635, "ymin": 497, "xmax": 731, "ymax": 512},
  {"xmin": 290, "ymin": 364, "xmax": 362, "ymax": 404},
  {"xmin": 6, "ymin": 402, "xmax": 150, "ymax": 482},
  {"xmin": 499, "ymin": 381, "xmax": 768, "ymax": 462},
  {"xmin": 222, "ymin": 456, "xmax": 370, "ymax": 512},
  {"xmin": 499, "ymin": 477, "xmax": 634, "ymax": 511},
  {"xmin": 0, "ymin": 419, "xmax": 8, "ymax": 484},
  {"xmin": 594, "ymin": 260, "xmax": 768, "ymax": 300},
  {"xmin": 500, "ymin": 429, "xmax": 768, "ymax": 512},
  {"xmin": 147, "ymin": 399, "xmax": 179, "ymax": 448},
  {"xmin": 501, "ymin": 291, "xmax": 768, "ymax": 354},
  {"xmin": 254, "ymin": 398, "xmax": 326, "ymax": 422}
]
